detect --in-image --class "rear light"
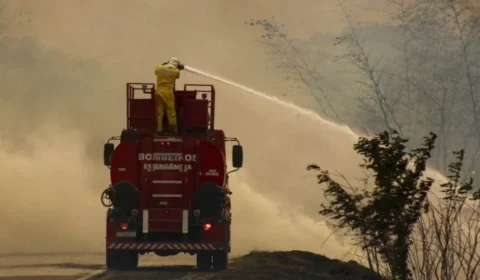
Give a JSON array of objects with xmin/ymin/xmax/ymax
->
[
  {"xmin": 160, "ymin": 141, "xmax": 170, "ymax": 146},
  {"xmin": 120, "ymin": 223, "xmax": 128, "ymax": 230},
  {"xmin": 203, "ymin": 223, "xmax": 212, "ymax": 231}
]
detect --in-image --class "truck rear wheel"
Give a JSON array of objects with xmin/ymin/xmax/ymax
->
[
  {"xmin": 212, "ymin": 224, "xmax": 230, "ymax": 270},
  {"xmin": 212, "ymin": 250, "xmax": 228, "ymax": 270},
  {"xmin": 196, "ymin": 251, "xmax": 212, "ymax": 270},
  {"xmin": 106, "ymin": 249, "xmax": 138, "ymax": 270}
]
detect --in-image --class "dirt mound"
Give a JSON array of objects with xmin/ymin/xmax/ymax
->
[{"xmin": 210, "ymin": 250, "xmax": 382, "ymax": 280}]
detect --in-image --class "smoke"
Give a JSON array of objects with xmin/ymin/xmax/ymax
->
[
  {"xmin": 0, "ymin": 0, "xmax": 452, "ymax": 262},
  {"xmin": 0, "ymin": 123, "xmax": 105, "ymax": 254},
  {"xmin": 229, "ymin": 172, "xmax": 347, "ymax": 257}
]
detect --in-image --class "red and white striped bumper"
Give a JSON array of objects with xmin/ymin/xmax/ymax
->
[{"xmin": 107, "ymin": 242, "xmax": 224, "ymax": 251}]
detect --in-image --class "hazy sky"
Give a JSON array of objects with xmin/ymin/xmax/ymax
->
[
  {"xmin": 4, "ymin": 0, "xmax": 405, "ymax": 111},
  {"xmin": 5, "ymin": 0, "xmax": 396, "ymax": 64},
  {"xmin": 0, "ymin": 0, "xmax": 459, "ymax": 257},
  {"xmin": 0, "ymin": 0, "xmax": 398, "ymax": 255}
]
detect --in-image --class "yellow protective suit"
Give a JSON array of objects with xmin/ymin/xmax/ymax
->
[{"xmin": 154, "ymin": 64, "xmax": 180, "ymax": 133}]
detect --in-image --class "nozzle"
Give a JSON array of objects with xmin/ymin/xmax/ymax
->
[{"xmin": 178, "ymin": 63, "xmax": 185, "ymax": 70}]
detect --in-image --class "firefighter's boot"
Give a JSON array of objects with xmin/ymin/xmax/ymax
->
[{"xmin": 168, "ymin": 125, "xmax": 178, "ymax": 135}]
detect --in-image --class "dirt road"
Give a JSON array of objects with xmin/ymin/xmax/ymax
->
[
  {"xmin": 0, "ymin": 253, "xmax": 103, "ymax": 279},
  {"xmin": 93, "ymin": 267, "xmax": 216, "ymax": 280},
  {"xmin": 0, "ymin": 250, "xmax": 382, "ymax": 279},
  {"xmin": 0, "ymin": 253, "xmax": 208, "ymax": 280}
]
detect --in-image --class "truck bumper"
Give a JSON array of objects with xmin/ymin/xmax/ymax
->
[{"xmin": 107, "ymin": 242, "xmax": 225, "ymax": 252}]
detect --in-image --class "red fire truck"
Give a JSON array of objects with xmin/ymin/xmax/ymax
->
[{"xmin": 101, "ymin": 83, "xmax": 243, "ymax": 271}]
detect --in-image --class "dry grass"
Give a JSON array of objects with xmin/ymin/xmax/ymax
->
[{"xmin": 210, "ymin": 250, "xmax": 383, "ymax": 280}]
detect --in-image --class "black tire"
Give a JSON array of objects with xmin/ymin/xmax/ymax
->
[
  {"xmin": 106, "ymin": 249, "xmax": 139, "ymax": 270},
  {"xmin": 212, "ymin": 223, "xmax": 230, "ymax": 270},
  {"xmin": 212, "ymin": 250, "xmax": 228, "ymax": 270},
  {"xmin": 196, "ymin": 251, "xmax": 212, "ymax": 270}
]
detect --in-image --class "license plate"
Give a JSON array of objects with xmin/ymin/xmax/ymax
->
[{"xmin": 116, "ymin": 231, "xmax": 136, "ymax": 238}]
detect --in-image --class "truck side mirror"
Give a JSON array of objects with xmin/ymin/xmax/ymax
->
[
  {"xmin": 232, "ymin": 145, "xmax": 243, "ymax": 168},
  {"xmin": 104, "ymin": 143, "xmax": 115, "ymax": 166}
]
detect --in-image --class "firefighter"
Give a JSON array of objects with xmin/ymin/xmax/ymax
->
[{"xmin": 154, "ymin": 57, "xmax": 184, "ymax": 134}]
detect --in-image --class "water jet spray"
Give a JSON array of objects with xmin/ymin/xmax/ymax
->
[{"xmin": 183, "ymin": 65, "xmax": 359, "ymax": 140}]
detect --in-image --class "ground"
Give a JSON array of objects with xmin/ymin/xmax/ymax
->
[
  {"xmin": 0, "ymin": 250, "xmax": 382, "ymax": 280},
  {"xmin": 211, "ymin": 250, "xmax": 383, "ymax": 280}
]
